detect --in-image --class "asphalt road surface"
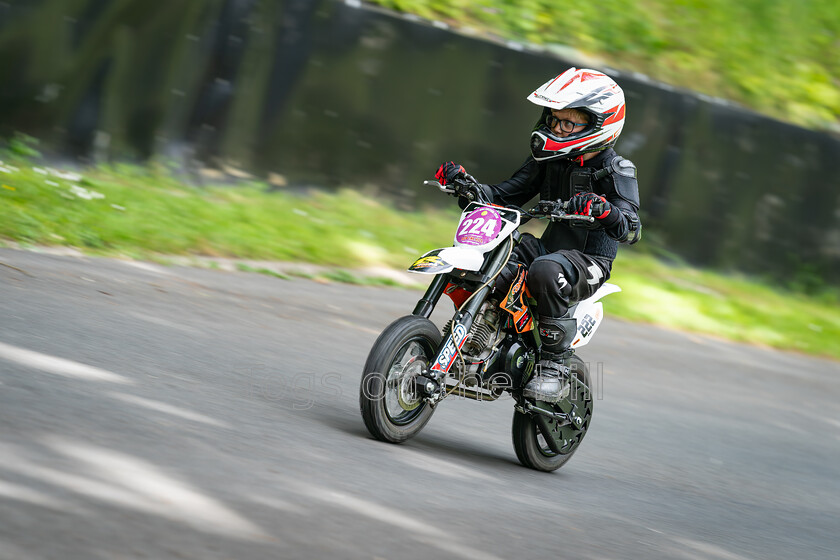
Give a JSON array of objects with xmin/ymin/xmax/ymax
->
[{"xmin": 1, "ymin": 248, "xmax": 838, "ymax": 560}]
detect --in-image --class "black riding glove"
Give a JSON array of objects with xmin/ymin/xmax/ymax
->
[
  {"xmin": 568, "ymin": 192, "xmax": 622, "ymax": 228},
  {"xmin": 568, "ymin": 192, "xmax": 612, "ymax": 219},
  {"xmin": 435, "ymin": 161, "xmax": 467, "ymax": 186}
]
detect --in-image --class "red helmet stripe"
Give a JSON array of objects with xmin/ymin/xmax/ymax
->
[
  {"xmin": 579, "ymin": 71, "xmax": 603, "ymax": 82},
  {"xmin": 561, "ymin": 74, "xmax": 580, "ymax": 89},
  {"xmin": 544, "ymin": 136, "xmax": 591, "ymax": 151},
  {"xmin": 603, "ymin": 104, "xmax": 626, "ymax": 125}
]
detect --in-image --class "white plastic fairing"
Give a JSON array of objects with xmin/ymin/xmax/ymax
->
[
  {"xmin": 589, "ymin": 283, "xmax": 622, "ymax": 302},
  {"xmin": 439, "ymin": 246, "xmax": 485, "ymax": 271},
  {"xmin": 570, "ymin": 283, "xmax": 621, "ymax": 348},
  {"xmin": 407, "ymin": 246, "xmax": 486, "ymax": 275},
  {"xmin": 408, "ymin": 203, "xmax": 521, "ymax": 275}
]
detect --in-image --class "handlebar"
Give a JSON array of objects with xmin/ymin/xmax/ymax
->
[
  {"xmin": 424, "ymin": 179, "xmax": 594, "ymax": 223},
  {"xmin": 526, "ymin": 199, "xmax": 595, "ymax": 223}
]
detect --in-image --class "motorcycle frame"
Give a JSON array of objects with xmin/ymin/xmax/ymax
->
[{"xmin": 411, "ymin": 231, "xmax": 529, "ymax": 393}]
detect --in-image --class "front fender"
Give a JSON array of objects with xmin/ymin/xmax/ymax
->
[{"xmin": 408, "ymin": 246, "xmax": 486, "ymax": 275}]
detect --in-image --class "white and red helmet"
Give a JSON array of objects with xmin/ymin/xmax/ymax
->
[{"xmin": 527, "ymin": 67, "xmax": 626, "ymax": 161}]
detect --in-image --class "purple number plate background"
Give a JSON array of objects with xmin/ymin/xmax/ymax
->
[{"xmin": 455, "ymin": 207, "xmax": 502, "ymax": 246}]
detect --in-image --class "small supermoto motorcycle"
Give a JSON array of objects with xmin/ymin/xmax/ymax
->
[{"xmin": 359, "ymin": 177, "xmax": 621, "ymax": 472}]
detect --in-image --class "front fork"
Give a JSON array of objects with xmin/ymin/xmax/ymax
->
[{"xmin": 411, "ymin": 274, "xmax": 448, "ymax": 318}]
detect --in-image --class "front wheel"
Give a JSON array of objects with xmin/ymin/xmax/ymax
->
[
  {"xmin": 512, "ymin": 354, "xmax": 593, "ymax": 472},
  {"xmin": 359, "ymin": 315, "xmax": 442, "ymax": 443}
]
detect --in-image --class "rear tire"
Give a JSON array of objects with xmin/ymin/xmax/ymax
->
[
  {"xmin": 359, "ymin": 315, "xmax": 442, "ymax": 443},
  {"xmin": 512, "ymin": 354, "xmax": 593, "ymax": 472}
]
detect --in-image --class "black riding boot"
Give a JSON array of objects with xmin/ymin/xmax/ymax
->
[{"xmin": 524, "ymin": 316, "xmax": 575, "ymax": 402}]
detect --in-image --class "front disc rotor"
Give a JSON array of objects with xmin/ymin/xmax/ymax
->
[{"xmin": 397, "ymin": 356, "xmax": 425, "ymax": 411}]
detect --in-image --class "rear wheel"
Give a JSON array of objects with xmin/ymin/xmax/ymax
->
[
  {"xmin": 512, "ymin": 355, "xmax": 593, "ymax": 472},
  {"xmin": 360, "ymin": 316, "xmax": 442, "ymax": 443}
]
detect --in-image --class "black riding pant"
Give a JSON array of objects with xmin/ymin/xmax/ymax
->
[{"xmin": 499, "ymin": 234, "xmax": 610, "ymax": 319}]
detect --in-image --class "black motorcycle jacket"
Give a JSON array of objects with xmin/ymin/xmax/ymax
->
[{"xmin": 468, "ymin": 148, "xmax": 642, "ymax": 270}]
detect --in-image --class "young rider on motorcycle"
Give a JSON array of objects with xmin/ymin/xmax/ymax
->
[{"xmin": 435, "ymin": 67, "xmax": 642, "ymax": 403}]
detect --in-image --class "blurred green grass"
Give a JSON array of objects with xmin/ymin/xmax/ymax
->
[
  {"xmin": 609, "ymin": 253, "xmax": 839, "ymax": 357},
  {"xmin": 0, "ymin": 159, "xmax": 456, "ymax": 267},
  {"xmin": 368, "ymin": 0, "xmax": 840, "ymax": 131},
  {"xmin": 1, "ymin": 157, "xmax": 838, "ymax": 360}
]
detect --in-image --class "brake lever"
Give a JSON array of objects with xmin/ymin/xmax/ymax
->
[
  {"xmin": 424, "ymin": 180, "xmax": 455, "ymax": 194},
  {"xmin": 553, "ymin": 211, "xmax": 595, "ymax": 223}
]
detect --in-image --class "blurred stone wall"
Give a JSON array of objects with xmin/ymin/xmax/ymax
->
[{"xmin": 1, "ymin": 0, "xmax": 839, "ymax": 284}]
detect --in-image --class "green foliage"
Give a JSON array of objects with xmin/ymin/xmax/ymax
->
[
  {"xmin": 320, "ymin": 269, "xmax": 403, "ymax": 287},
  {"xmin": 235, "ymin": 263, "xmax": 291, "ymax": 280},
  {"xmin": 365, "ymin": 0, "xmax": 840, "ymax": 130},
  {"xmin": 8, "ymin": 133, "xmax": 42, "ymax": 158}
]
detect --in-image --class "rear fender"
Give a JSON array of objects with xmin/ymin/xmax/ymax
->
[{"xmin": 570, "ymin": 283, "xmax": 621, "ymax": 348}]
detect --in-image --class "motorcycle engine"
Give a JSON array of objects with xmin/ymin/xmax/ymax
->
[
  {"xmin": 462, "ymin": 301, "xmax": 502, "ymax": 358},
  {"xmin": 444, "ymin": 300, "xmax": 506, "ymax": 384}
]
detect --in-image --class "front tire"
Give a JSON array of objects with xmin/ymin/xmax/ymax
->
[
  {"xmin": 359, "ymin": 315, "xmax": 442, "ymax": 443},
  {"xmin": 512, "ymin": 354, "xmax": 593, "ymax": 472}
]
